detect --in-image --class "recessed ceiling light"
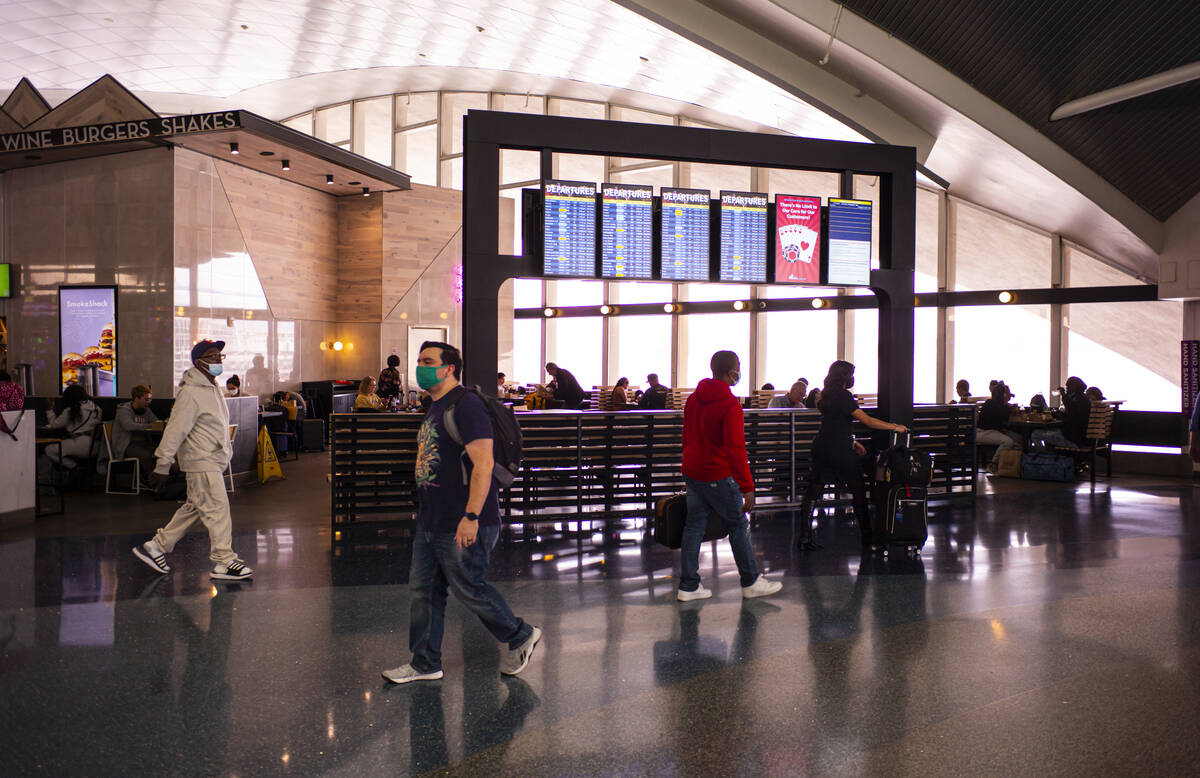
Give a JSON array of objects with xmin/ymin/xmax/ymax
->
[
  {"xmin": 475, "ymin": 25, "xmax": 485, "ymax": 32},
  {"xmin": 362, "ymin": 187, "xmax": 370, "ymax": 197},
  {"xmin": 347, "ymin": 181, "xmax": 361, "ymax": 186},
  {"xmin": 229, "ymin": 142, "xmax": 239, "ymax": 155},
  {"xmin": 259, "ymin": 150, "xmax": 274, "ymax": 156},
  {"xmin": 281, "ymin": 159, "xmax": 290, "ymax": 171},
  {"xmin": 639, "ymin": 56, "xmax": 649, "ymax": 62},
  {"xmin": 325, "ymin": 174, "xmax": 334, "ymax": 184},
  {"xmin": 240, "ymin": 24, "xmax": 249, "ymax": 30},
  {"xmin": 418, "ymin": 53, "xmax": 427, "ymax": 58}
]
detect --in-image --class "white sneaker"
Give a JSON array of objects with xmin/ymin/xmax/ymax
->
[
  {"xmin": 501, "ymin": 626, "xmax": 543, "ymax": 676},
  {"xmin": 742, "ymin": 575, "xmax": 782, "ymax": 599},
  {"xmin": 381, "ymin": 664, "xmax": 444, "ymax": 684},
  {"xmin": 211, "ymin": 560, "xmax": 253, "ymax": 580},
  {"xmin": 132, "ymin": 540, "xmax": 170, "ymax": 574},
  {"xmin": 677, "ymin": 585, "xmax": 713, "ymax": 602}
]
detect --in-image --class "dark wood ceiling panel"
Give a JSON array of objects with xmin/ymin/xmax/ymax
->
[{"xmin": 842, "ymin": 0, "xmax": 1200, "ymax": 220}]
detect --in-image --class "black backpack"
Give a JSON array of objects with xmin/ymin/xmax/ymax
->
[
  {"xmin": 875, "ymin": 432, "xmax": 932, "ymax": 486},
  {"xmin": 443, "ymin": 385, "xmax": 524, "ymax": 487}
]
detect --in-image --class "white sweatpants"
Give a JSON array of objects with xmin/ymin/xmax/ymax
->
[
  {"xmin": 154, "ymin": 471, "xmax": 238, "ymax": 565},
  {"xmin": 976, "ymin": 428, "xmax": 1021, "ymax": 463}
]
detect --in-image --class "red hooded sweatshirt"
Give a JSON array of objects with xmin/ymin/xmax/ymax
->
[{"xmin": 681, "ymin": 377, "xmax": 754, "ymax": 493}]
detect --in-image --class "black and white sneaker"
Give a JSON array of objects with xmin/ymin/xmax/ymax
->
[
  {"xmin": 211, "ymin": 560, "xmax": 254, "ymax": 580},
  {"xmin": 132, "ymin": 540, "xmax": 171, "ymax": 574},
  {"xmin": 500, "ymin": 626, "xmax": 542, "ymax": 676}
]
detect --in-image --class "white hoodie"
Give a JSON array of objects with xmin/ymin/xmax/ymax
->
[{"xmin": 154, "ymin": 367, "xmax": 232, "ymax": 474}]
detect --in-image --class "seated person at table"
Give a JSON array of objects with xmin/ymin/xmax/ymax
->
[
  {"xmin": 611, "ymin": 377, "xmax": 637, "ymax": 409},
  {"xmin": 224, "ymin": 375, "xmax": 242, "ymax": 397},
  {"xmin": 378, "ymin": 355, "xmax": 402, "ymax": 405},
  {"xmin": 976, "ymin": 383, "xmax": 1020, "ymax": 470},
  {"xmin": 43, "ymin": 384, "xmax": 101, "ymax": 469},
  {"xmin": 545, "ymin": 362, "xmax": 585, "ymax": 409},
  {"xmin": 355, "ymin": 376, "xmax": 385, "ymax": 411},
  {"xmin": 1085, "ymin": 386, "xmax": 1105, "ymax": 403},
  {"xmin": 0, "ymin": 369, "xmax": 24, "ymax": 411},
  {"xmin": 1033, "ymin": 376, "xmax": 1092, "ymax": 448},
  {"xmin": 497, "ymin": 372, "xmax": 508, "ymax": 397},
  {"xmin": 760, "ymin": 383, "xmax": 775, "ymax": 391},
  {"xmin": 637, "ymin": 373, "xmax": 671, "ymax": 410},
  {"xmin": 113, "ymin": 384, "xmax": 159, "ymax": 479},
  {"xmin": 804, "ymin": 388, "xmax": 822, "ymax": 409},
  {"xmin": 952, "ymin": 379, "xmax": 971, "ymax": 403},
  {"xmin": 1029, "ymin": 393, "xmax": 1048, "ymax": 413},
  {"xmin": 770, "ymin": 380, "xmax": 809, "ymax": 408}
]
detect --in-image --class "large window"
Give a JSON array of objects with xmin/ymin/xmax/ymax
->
[
  {"xmin": 951, "ymin": 200, "xmax": 1050, "ymax": 291},
  {"xmin": 951, "ymin": 305, "xmax": 1051, "ymax": 403},
  {"xmin": 680, "ymin": 313, "xmax": 750, "ymax": 389}
]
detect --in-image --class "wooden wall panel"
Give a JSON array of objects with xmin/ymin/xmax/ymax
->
[
  {"xmin": 381, "ymin": 184, "xmax": 462, "ymax": 316},
  {"xmin": 1, "ymin": 78, "xmax": 50, "ymax": 126},
  {"xmin": 214, "ymin": 157, "xmax": 339, "ymax": 321},
  {"xmin": 26, "ymin": 75, "xmax": 157, "ymax": 130},
  {"xmin": 337, "ymin": 197, "xmax": 384, "ymax": 322}
]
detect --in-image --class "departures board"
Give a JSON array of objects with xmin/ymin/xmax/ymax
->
[
  {"xmin": 542, "ymin": 180, "xmax": 597, "ymax": 277},
  {"xmin": 600, "ymin": 183, "xmax": 653, "ymax": 279},
  {"xmin": 826, "ymin": 198, "xmax": 873, "ymax": 286},
  {"xmin": 659, "ymin": 187, "xmax": 711, "ymax": 281},
  {"xmin": 718, "ymin": 191, "xmax": 768, "ymax": 283}
]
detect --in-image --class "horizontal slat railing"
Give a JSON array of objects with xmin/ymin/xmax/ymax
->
[{"xmin": 330, "ymin": 405, "xmax": 976, "ymax": 537}]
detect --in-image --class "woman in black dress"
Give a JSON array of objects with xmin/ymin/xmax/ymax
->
[{"xmin": 798, "ymin": 360, "xmax": 907, "ymax": 550}]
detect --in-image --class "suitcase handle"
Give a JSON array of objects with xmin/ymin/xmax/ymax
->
[{"xmin": 889, "ymin": 430, "xmax": 912, "ymax": 448}]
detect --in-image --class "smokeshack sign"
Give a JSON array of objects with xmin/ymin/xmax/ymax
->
[{"xmin": 0, "ymin": 111, "xmax": 241, "ymax": 153}]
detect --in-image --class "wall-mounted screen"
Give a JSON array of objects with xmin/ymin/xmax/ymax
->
[
  {"xmin": 718, "ymin": 191, "xmax": 768, "ymax": 283},
  {"xmin": 58, "ymin": 285, "xmax": 117, "ymax": 396},
  {"xmin": 660, "ymin": 187, "xmax": 711, "ymax": 281},
  {"xmin": 0, "ymin": 264, "xmax": 10, "ymax": 298},
  {"xmin": 774, "ymin": 195, "xmax": 822, "ymax": 284},
  {"xmin": 542, "ymin": 180, "xmax": 597, "ymax": 277},
  {"xmin": 826, "ymin": 198, "xmax": 872, "ymax": 286},
  {"xmin": 600, "ymin": 183, "xmax": 653, "ymax": 279}
]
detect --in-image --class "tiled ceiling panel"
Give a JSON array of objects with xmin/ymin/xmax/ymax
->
[
  {"xmin": 840, "ymin": 0, "xmax": 1200, "ymax": 220},
  {"xmin": 0, "ymin": 0, "xmax": 866, "ymax": 145}
]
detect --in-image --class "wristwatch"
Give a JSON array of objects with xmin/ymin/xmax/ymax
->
[{"xmin": 464, "ymin": 512, "xmax": 478, "ymax": 521}]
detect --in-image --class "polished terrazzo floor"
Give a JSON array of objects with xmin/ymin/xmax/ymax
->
[{"xmin": 2, "ymin": 454, "xmax": 1199, "ymax": 776}]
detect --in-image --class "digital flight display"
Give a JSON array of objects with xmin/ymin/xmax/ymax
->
[
  {"xmin": 542, "ymin": 179, "xmax": 597, "ymax": 277},
  {"xmin": 826, "ymin": 198, "xmax": 872, "ymax": 286},
  {"xmin": 718, "ymin": 191, "xmax": 768, "ymax": 283},
  {"xmin": 659, "ymin": 187, "xmax": 711, "ymax": 281},
  {"xmin": 600, "ymin": 183, "xmax": 653, "ymax": 279}
]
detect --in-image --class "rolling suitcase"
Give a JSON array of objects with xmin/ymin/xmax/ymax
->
[
  {"xmin": 653, "ymin": 493, "xmax": 729, "ymax": 549},
  {"xmin": 870, "ymin": 432, "xmax": 930, "ymax": 554},
  {"xmin": 301, "ymin": 418, "xmax": 325, "ymax": 452}
]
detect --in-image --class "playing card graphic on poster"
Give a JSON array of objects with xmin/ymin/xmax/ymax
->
[
  {"xmin": 59, "ymin": 286, "xmax": 117, "ymax": 396},
  {"xmin": 775, "ymin": 195, "xmax": 821, "ymax": 284}
]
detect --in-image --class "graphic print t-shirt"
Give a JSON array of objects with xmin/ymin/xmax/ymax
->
[{"xmin": 415, "ymin": 389, "xmax": 501, "ymax": 533}]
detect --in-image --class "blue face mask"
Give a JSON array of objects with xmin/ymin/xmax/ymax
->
[{"xmin": 203, "ymin": 361, "xmax": 223, "ymax": 377}]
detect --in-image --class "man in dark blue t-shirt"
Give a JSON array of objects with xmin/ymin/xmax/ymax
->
[{"xmin": 382, "ymin": 341, "xmax": 541, "ymax": 684}]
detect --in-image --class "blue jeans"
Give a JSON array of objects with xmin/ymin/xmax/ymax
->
[
  {"xmin": 408, "ymin": 524, "xmax": 531, "ymax": 673},
  {"xmin": 1031, "ymin": 429, "xmax": 1073, "ymax": 448},
  {"xmin": 680, "ymin": 476, "xmax": 759, "ymax": 591}
]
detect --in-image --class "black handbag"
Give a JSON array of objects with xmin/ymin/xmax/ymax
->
[{"xmin": 653, "ymin": 493, "xmax": 729, "ymax": 549}]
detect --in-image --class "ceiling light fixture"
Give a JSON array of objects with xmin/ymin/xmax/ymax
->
[
  {"xmin": 599, "ymin": 305, "xmax": 613, "ymax": 315},
  {"xmin": 362, "ymin": 187, "xmax": 370, "ymax": 197},
  {"xmin": 325, "ymin": 174, "xmax": 334, "ymax": 185},
  {"xmin": 543, "ymin": 307, "xmax": 556, "ymax": 318},
  {"xmin": 1050, "ymin": 61, "xmax": 1200, "ymax": 120},
  {"xmin": 259, "ymin": 150, "xmax": 274, "ymax": 157},
  {"xmin": 732, "ymin": 300, "xmax": 746, "ymax": 311},
  {"xmin": 281, "ymin": 159, "xmax": 290, "ymax": 171},
  {"xmin": 332, "ymin": 340, "xmax": 344, "ymax": 352},
  {"xmin": 663, "ymin": 303, "xmax": 678, "ymax": 313},
  {"xmin": 811, "ymin": 298, "xmax": 825, "ymax": 309},
  {"xmin": 998, "ymin": 291, "xmax": 1014, "ymax": 304},
  {"xmin": 229, "ymin": 142, "xmax": 239, "ymax": 155}
]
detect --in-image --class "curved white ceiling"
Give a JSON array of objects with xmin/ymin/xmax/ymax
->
[{"xmin": 0, "ymin": 0, "xmax": 866, "ymax": 144}]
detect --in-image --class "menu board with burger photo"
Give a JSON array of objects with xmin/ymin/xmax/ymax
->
[{"xmin": 58, "ymin": 286, "xmax": 117, "ymax": 396}]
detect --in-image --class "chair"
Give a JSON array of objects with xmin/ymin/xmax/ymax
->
[
  {"xmin": 1050, "ymin": 404, "xmax": 1116, "ymax": 485},
  {"xmin": 591, "ymin": 386, "xmax": 616, "ymax": 411},
  {"xmin": 225, "ymin": 424, "xmax": 239, "ymax": 492},
  {"xmin": 669, "ymin": 388, "xmax": 694, "ymax": 411},
  {"xmin": 752, "ymin": 390, "xmax": 788, "ymax": 409},
  {"xmin": 102, "ymin": 422, "xmax": 140, "ymax": 495}
]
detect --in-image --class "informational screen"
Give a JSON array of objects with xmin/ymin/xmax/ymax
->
[
  {"xmin": 826, "ymin": 198, "xmax": 872, "ymax": 286},
  {"xmin": 542, "ymin": 180, "xmax": 597, "ymax": 277},
  {"xmin": 660, "ymin": 187, "xmax": 711, "ymax": 281},
  {"xmin": 774, "ymin": 195, "xmax": 822, "ymax": 284},
  {"xmin": 59, "ymin": 286, "xmax": 117, "ymax": 396},
  {"xmin": 718, "ymin": 191, "xmax": 768, "ymax": 283},
  {"xmin": 600, "ymin": 183, "xmax": 653, "ymax": 279},
  {"xmin": 0, "ymin": 264, "xmax": 10, "ymax": 298}
]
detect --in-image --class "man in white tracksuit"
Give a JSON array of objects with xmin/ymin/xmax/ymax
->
[{"xmin": 132, "ymin": 339, "xmax": 253, "ymax": 581}]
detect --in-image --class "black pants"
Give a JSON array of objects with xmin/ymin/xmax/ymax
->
[{"xmin": 801, "ymin": 448, "xmax": 870, "ymax": 542}]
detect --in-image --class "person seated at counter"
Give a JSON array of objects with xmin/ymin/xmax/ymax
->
[
  {"xmin": 1085, "ymin": 386, "xmax": 1105, "ymax": 403},
  {"xmin": 497, "ymin": 372, "xmax": 507, "ymax": 397},
  {"xmin": 378, "ymin": 355, "xmax": 402, "ymax": 405},
  {"xmin": 355, "ymin": 376, "xmax": 385, "ymax": 411},
  {"xmin": 611, "ymin": 377, "xmax": 637, "ymax": 409},
  {"xmin": 769, "ymin": 380, "xmax": 808, "ymax": 408},
  {"xmin": 804, "ymin": 388, "xmax": 822, "ymax": 409},
  {"xmin": 952, "ymin": 379, "xmax": 971, "ymax": 403},
  {"xmin": 43, "ymin": 384, "xmax": 101, "ymax": 470},
  {"xmin": 224, "ymin": 375, "xmax": 242, "ymax": 398},
  {"xmin": 1033, "ymin": 376, "xmax": 1092, "ymax": 448},
  {"xmin": 113, "ymin": 384, "xmax": 159, "ymax": 480},
  {"xmin": 976, "ymin": 382, "xmax": 1020, "ymax": 471},
  {"xmin": 637, "ymin": 373, "xmax": 670, "ymax": 410},
  {"xmin": 1029, "ymin": 393, "xmax": 1048, "ymax": 413},
  {"xmin": 0, "ymin": 369, "xmax": 24, "ymax": 411},
  {"xmin": 545, "ymin": 362, "xmax": 585, "ymax": 410}
]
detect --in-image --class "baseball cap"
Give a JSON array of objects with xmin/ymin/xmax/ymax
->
[{"xmin": 190, "ymin": 339, "xmax": 226, "ymax": 362}]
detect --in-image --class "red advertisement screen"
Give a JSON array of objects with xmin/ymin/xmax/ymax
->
[{"xmin": 774, "ymin": 195, "xmax": 822, "ymax": 284}]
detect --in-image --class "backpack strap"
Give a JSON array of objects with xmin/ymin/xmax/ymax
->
[{"xmin": 440, "ymin": 385, "xmax": 472, "ymax": 485}]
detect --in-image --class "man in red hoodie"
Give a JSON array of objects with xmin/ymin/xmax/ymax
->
[{"xmin": 678, "ymin": 350, "xmax": 782, "ymax": 602}]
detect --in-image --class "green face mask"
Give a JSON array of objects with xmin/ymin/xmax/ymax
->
[{"xmin": 416, "ymin": 365, "xmax": 444, "ymax": 390}]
